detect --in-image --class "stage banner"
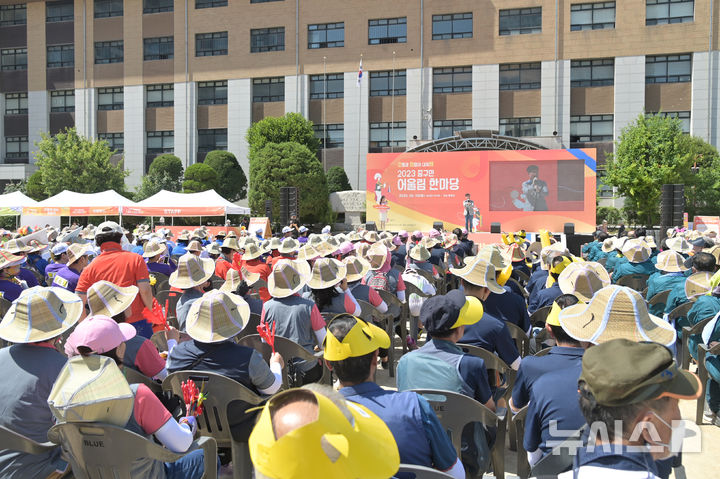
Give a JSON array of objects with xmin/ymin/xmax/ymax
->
[
  {"xmin": 366, "ymin": 149, "xmax": 596, "ymax": 233},
  {"xmin": 694, "ymin": 216, "xmax": 720, "ymax": 235},
  {"xmin": 122, "ymin": 206, "xmax": 226, "ymax": 217},
  {"xmin": 22, "ymin": 206, "xmax": 122, "ymax": 216}
]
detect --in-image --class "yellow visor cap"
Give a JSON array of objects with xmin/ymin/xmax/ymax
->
[
  {"xmin": 249, "ymin": 389, "xmax": 400, "ymax": 479},
  {"xmin": 324, "ymin": 317, "xmax": 391, "ymax": 361},
  {"xmin": 497, "ymin": 264, "xmax": 513, "ymax": 286},
  {"xmin": 452, "ymin": 295, "xmax": 484, "ymax": 329},
  {"xmin": 545, "ymin": 301, "xmax": 563, "ymax": 327}
]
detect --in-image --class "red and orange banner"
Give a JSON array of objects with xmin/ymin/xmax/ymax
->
[
  {"xmin": 122, "ymin": 206, "xmax": 227, "ymax": 217},
  {"xmin": 366, "ymin": 149, "xmax": 597, "ymax": 233},
  {"xmin": 23, "ymin": 206, "xmax": 122, "ymax": 216}
]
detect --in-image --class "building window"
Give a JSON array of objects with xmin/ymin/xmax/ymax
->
[
  {"xmin": 197, "ymin": 80, "xmax": 227, "ymax": 105},
  {"xmin": 597, "ymin": 169, "xmax": 614, "ymax": 197},
  {"xmin": 571, "ymin": 58, "xmax": 614, "ymax": 87},
  {"xmin": 146, "ymin": 83, "xmax": 173, "ymax": 108},
  {"xmin": 646, "ymin": 54, "xmax": 691, "ymax": 83},
  {"xmin": 499, "ymin": 62, "xmax": 541, "ymax": 90},
  {"xmin": 97, "ymin": 87, "xmax": 123, "ymax": 110},
  {"xmin": 144, "ymin": 0, "xmax": 173, "ymax": 13},
  {"xmin": 1, "ymin": 48, "xmax": 26, "ymax": 71},
  {"xmin": 46, "ymin": 0, "xmax": 73, "ymax": 23},
  {"xmin": 5, "ymin": 136, "xmax": 28, "ymax": 161},
  {"xmin": 370, "ymin": 122, "xmax": 406, "ymax": 149},
  {"xmin": 433, "ymin": 66, "xmax": 472, "ymax": 94},
  {"xmin": 571, "ymin": 2, "xmax": 615, "ymax": 31},
  {"xmin": 646, "ymin": 0, "xmax": 693, "ymax": 25},
  {"xmin": 310, "ymin": 74, "xmax": 344, "ymax": 99},
  {"xmin": 571, "ymin": 114, "xmax": 614, "ymax": 142},
  {"xmin": 196, "ymin": 0, "xmax": 227, "ymax": 8},
  {"xmin": 646, "ymin": 111, "xmax": 691, "ymax": 133},
  {"xmin": 251, "ymin": 0, "xmax": 283, "ymax": 3},
  {"xmin": 251, "ymin": 27, "xmax": 285, "ymax": 53},
  {"xmin": 499, "ymin": 117, "xmax": 541, "ymax": 136},
  {"xmin": 144, "ymin": 36, "xmax": 174, "ymax": 61},
  {"xmin": 308, "ymin": 22, "xmax": 344, "ymax": 49},
  {"xmin": 433, "ymin": 119, "xmax": 472, "ymax": 139},
  {"xmin": 94, "ymin": 0, "xmax": 123, "ymax": 18},
  {"xmin": 47, "ymin": 44, "xmax": 74, "ymax": 68},
  {"xmin": 98, "ymin": 132, "xmax": 123, "ymax": 152},
  {"xmin": 51, "ymin": 90, "xmax": 74, "ymax": 112},
  {"xmin": 369, "ymin": 70, "xmax": 406, "ymax": 96},
  {"xmin": 95, "ymin": 41, "xmax": 123, "ymax": 64},
  {"xmin": 0, "ymin": 4, "xmax": 26, "ymax": 26},
  {"xmin": 432, "ymin": 12, "xmax": 472, "ymax": 40},
  {"xmin": 499, "ymin": 7, "xmax": 542, "ymax": 35},
  {"xmin": 5, "ymin": 92, "xmax": 27, "ymax": 115},
  {"xmin": 147, "ymin": 131, "xmax": 174, "ymax": 155},
  {"xmin": 198, "ymin": 128, "xmax": 227, "ymax": 153},
  {"xmin": 313, "ymin": 124, "xmax": 344, "ymax": 149},
  {"xmin": 253, "ymin": 77, "xmax": 284, "ymax": 102},
  {"xmin": 196, "ymin": 32, "xmax": 227, "ymax": 56},
  {"xmin": 369, "ymin": 17, "xmax": 407, "ymax": 45}
]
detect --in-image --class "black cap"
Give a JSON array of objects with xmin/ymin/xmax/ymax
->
[{"xmin": 420, "ymin": 289, "xmax": 466, "ymax": 334}]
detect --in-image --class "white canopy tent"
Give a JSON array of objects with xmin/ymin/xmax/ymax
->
[
  {"xmin": 23, "ymin": 190, "xmax": 137, "ymax": 225},
  {"xmin": 124, "ymin": 190, "xmax": 250, "ymax": 218},
  {"xmin": 0, "ymin": 191, "xmax": 42, "ymax": 228}
]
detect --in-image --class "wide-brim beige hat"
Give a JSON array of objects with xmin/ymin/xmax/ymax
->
[
  {"xmin": 644, "ymin": 235, "xmax": 658, "ymax": 249},
  {"xmin": 622, "ymin": 239, "xmax": 651, "ymax": 263},
  {"xmin": 279, "ymin": 237, "xmax": 300, "ymax": 254},
  {"xmin": 169, "ymin": 253, "xmax": 215, "ymax": 289},
  {"xmin": 67, "ymin": 243, "xmax": 93, "ymax": 266},
  {"xmin": 367, "ymin": 242, "xmax": 389, "ymax": 270},
  {"xmin": 450, "ymin": 258, "xmax": 505, "ymax": 294},
  {"xmin": 685, "ymin": 272, "xmax": 712, "ymax": 300},
  {"xmin": 26, "ymin": 239, "xmax": 48, "ymax": 254},
  {"xmin": 0, "ymin": 250, "xmax": 27, "ymax": 270},
  {"xmin": 705, "ymin": 245, "xmax": 720, "ymax": 266},
  {"xmin": 655, "ymin": 250, "xmax": 690, "ymax": 273},
  {"xmin": 297, "ymin": 243, "xmax": 323, "ymax": 261},
  {"xmin": 346, "ymin": 231, "xmax": 362, "ymax": 242},
  {"xmin": 667, "ymin": 236, "xmax": 692, "ymax": 254},
  {"xmin": 87, "ymin": 281, "xmax": 139, "ymax": 317},
  {"xmin": 3, "ymin": 239, "xmax": 31, "ymax": 254},
  {"xmin": 601, "ymin": 237, "xmax": 617, "ymax": 253},
  {"xmin": 186, "ymin": 290, "xmax": 250, "ymax": 343},
  {"xmin": 408, "ymin": 244, "xmax": 431, "ymax": 263},
  {"xmin": 0, "ymin": 286, "xmax": 83, "ymax": 343},
  {"xmin": 205, "ymin": 243, "xmax": 222, "ymax": 255},
  {"xmin": 558, "ymin": 285, "xmax": 676, "ymax": 346},
  {"xmin": 363, "ymin": 231, "xmax": 381, "ymax": 243},
  {"xmin": 558, "ymin": 262, "xmax": 610, "ymax": 302},
  {"xmin": 267, "ymin": 237, "xmax": 283, "ymax": 251},
  {"xmin": 420, "ymin": 236, "xmax": 439, "ymax": 249},
  {"xmin": 221, "ymin": 237, "xmax": 240, "ymax": 251},
  {"xmin": 142, "ymin": 241, "xmax": 167, "ymax": 258},
  {"xmin": 220, "ymin": 268, "xmax": 242, "ymax": 293},
  {"xmin": 268, "ymin": 259, "xmax": 311, "ymax": 298},
  {"xmin": 344, "ymin": 255, "xmax": 371, "ymax": 283},
  {"xmin": 243, "ymin": 242, "xmax": 265, "ymax": 260},
  {"xmin": 307, "ymin": 258, "xmax": 347, "ymax": 289},
  {"xmin": 186, "ymin": 240, "xmax": 203, "ymax": 253},
  {"xmin": 478, "ymin": 244, "xmax": 509, "ymax": 269},
  {"xmin": 507, "ymin": 243, "xmax": 526, "ymax": 262}
]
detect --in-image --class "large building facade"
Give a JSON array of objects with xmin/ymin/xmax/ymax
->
[{"xmin": 0, "ymin": 0, "xmax": 718, "ymax": 197}]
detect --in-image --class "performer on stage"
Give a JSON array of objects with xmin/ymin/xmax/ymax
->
[
  {"xmin": 521, "ymin": 165, "xmax": 548, "ymax": 211},
  {"xmin": 463, "ymin": 193, "xmax": 475, "ymax": 232}
]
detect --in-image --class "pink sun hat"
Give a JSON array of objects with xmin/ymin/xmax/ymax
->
[{"xmin": 64, "ymin": 315, "xmax": 137, "ymax": 356}]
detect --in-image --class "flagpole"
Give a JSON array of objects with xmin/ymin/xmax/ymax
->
[
  {"xmin": 357, "ymin": 54, "xmax": 362, "ymax": 189},
  {"xmin": 323, "ymin": 56, "xmax": 327, "ymax": 171},
  {"xmin": 391, "ymin": 51, "xmax": 396, "ymax": 152}
]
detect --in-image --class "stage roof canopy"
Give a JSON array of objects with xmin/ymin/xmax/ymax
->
[{"xmin": 123, "ymin": 189, "xmax": 250, "ymax": 216}]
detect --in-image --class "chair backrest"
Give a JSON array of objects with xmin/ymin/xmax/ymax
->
[
  {"xmin": 680, "ymin": 315, "xmax": 715, "ymax": 370},
  {"xmin": 597, "ymin": 257, "xmax": 607, "ymax": 267},
  {"xmin": 669, "ymin": 301, "xmax": 693, "ymax": 321},
  {"xmin": 506, "ymin": 277, "xmax": 529, "ymax": 300},
  {"xmin": 534, "ymin": 347, "xmax": 553, "ymax": 357},
  {"xmin": 514, "ymin": 270, "xmax": 530, "ymax": 284},
  {"xmin": 457, "ymin": 343, "xmax": 517, "ymax": 404},
  {"xmin": 0, "ymin": 425, "xmax": 56, "ymax": 455},
  {"xmin": 236, "ymin": 334, "xmax": 321, "ymax": 388},
  {"xmin": 163, "ymin": 370, "xmax": 263, "ymax": 445},
  {"xmin": 377, "ymin": 288, "xmax": 404, "ymax": 308},
  {"xmin": 505, "ymin": 321, "xmax": 530, "ymax": 357},
  {"xmin": 648, "ymin": 289, "xmax": 672, "ymax": 307},
  {"xmin": 404, "ymin": 282, "xmax": 431, "ymax": 299},
  {"xmin": 121, "ymin": 366, "xmax": 162, "ymax": 394},
  {"xmin": 397, "ymin": 464, "xmax": 454, "ymax": 478},
  {"xmin": 0, "ymin": 297, "xmax": 12, "ymax": 317},
  {"xmin": 48, "ymin": 422, "xmax": 217, "ymax": 479},
  {"xmin": 530, "ymin": 425, "xmax": 586, "ymax": 477},
  {"xmin": 511, "ymin": 406, "xmax": 531, "ymax": 479},
  {"xmin": 616, "ymin": 274, "xmax": 649, "ymax": 291},
  {"xmin": 409, "ymin": 389, "xmax": 500, "ymax": 458},
  {"xmin": 149, "ymin": 272, "xmax": 169, "ymax": 296},
  {"xmin": 150, "ymin": 330, "xmax": 169, "ymax": 353},
  {"xmin": 529, "ymin": 305, "xmax": 552, "ymax": 327},
  {"xmin": 236, "ymin": 313, "xmax": 261, "ymax": 340},
  {"xmin": 414, "ymin": 268, "xmax": 435, "ymax": 284},
  {"xmin": 155, "ymin": 289, "xmax": 182, "ymax": 320}
]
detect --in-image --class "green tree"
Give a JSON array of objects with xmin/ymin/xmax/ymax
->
[
  {"xmin": 134, "ymin": 154, "xmax": 184, "ymax": 201},
  {"xmin": 249, "ymin": 142, "xmax": 331, "ymax": 223},
  {"xmin": 25, "ymin": 172, "xmax": 47, "ymax": 201},
  {"xmin": 204, "ymin": 150, "xmax": 247, "ymax": 201},
  {"xmin": 596, "ymin": 206, "xmax": 623, "ymax": 226},
  {"xmin": 677, "ymin": 135, "xmax": 720, "ymax": 218},
  {"xmin": 33, "ymin": 128, "xmax": 127, "ymax": 196},
  {"xmin": 603, "ymin": 114, "xmax": 697, "ymax": 226},
  {"xmin": 183, "ymin": 163, "xmax": 218, "ymax": 193},
  {"xmin": 3, "ymin": 180, "xmax": 26, "ymax": 194},
  {"xmin": 246, "ymin": 113, "xmax": 321, "ymax": 158},
  {"xmin": 326, "ymin": 166, "xmax": 352, "ymax": 193}
]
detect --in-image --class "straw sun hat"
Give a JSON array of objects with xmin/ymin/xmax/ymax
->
[
  {"xmin": 449, "ymin": 258, "xmax": 505, "ymax": 294},
  {"xmin": 557, "ymin": 261, "xmax": 610, "ymax": 302},
  {"xmin": 186, "ymin": 290, "xmax": 250, "ymax": 343},
  {"xmin": 558, "ymin": 285, "xmax": 676, "ymax": 346},
  {"xmin": 278, "ymin": 237, "xmax": 300, "ymax": 255},
  {"xmin": 408, "ymin": 244, "xmax": 431, "ymax": 263},
  {"xmin": 268, "ymin": 259, "xmax": 312, "ymax": 299},
  {"xmin": 666, "ymin": 236, "xmax": 692, "ymax": 254},
  {"xmin": 621, "ymin": 239, "xmax": 651, "ymax": 263},
  {"xmin": 87, "ymin": 281, "xmax": 139, "ymax": 317},
  {"xmin": 169, "ymin": 253, "xmax": 215, "ymax": 289},
  {"xmin": 307, "ymin": 258, "xmax": 347, "ymax": 290},
  {"xmin": 477, "ymin": 244, "xmax": 509, "ymax": 269},
  {"xmin": 367, "ymin": 242, "xmax": 389, "ymax": 270},
  {"xmin": 142, "ymin": 241, "xmax": 167, "ymax": 258},
  {"xmin": 344, "ymin": 255, "xmax": 371, "ymax": 283},
  {"xmin": 685, "ymin": 272, "xmax": 712, "ymax": 300},
  {"xmin": 0, "ymin": 287, "xmax": 83, "ymax": 343},
  {"xmin": 655, "ymin": 250, "xmax": 690, "ymax": 273}
]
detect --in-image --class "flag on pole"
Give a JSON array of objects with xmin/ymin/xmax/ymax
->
[{"xmin": 357, "ymin": 57, "xmax": 363, "ymax": 87}]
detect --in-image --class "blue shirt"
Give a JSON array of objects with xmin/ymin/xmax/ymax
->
[
  {"xmin": 340, "ymin": 382, "xmax": 457, "ymax": 472},
  {"xmin": 18, "ymin": 268, "xmax": 39, "ymax": 287},
  {"xmin": 176, "ymin": 289, "xmax": 204, "ymax": 331},
  {"xmin": 511, "ymin": 346, "xmax": 584, "ymax": 409},
  {"xmin": 570, "ymin": 444, "xmax": 661, "ymax": 478},
  {"xmin": 612, "ymin": 259, "xmax": 656, "ymax": 283},
  {"xmin": 664, "ymin": 277, "xmax": 693, "ymax": 315},
  {"xmin": 27, "ymin": 254, "xmax": 48, "ymax": 276},
  {"xmin": 171, "ymin": 243, "xmax": 188, "ymax": 257},
  {"xmin": 483, "ymin": 290, "xmax": 531, "ymax": 333},
  {"xmin": 645, "ymin": 272, "xmax": 685, "ymax": 316},
  {"xmin": 147, "ymin": 261, "xmax": 176, "ymax": 276},
  {"xmin": 529, "ymin": 282, "xmax": 562, "ymax": 314},
  {"xmin": 524, "ymin": 364, "xmax": 585, "ymax": 454},
  {"xmin": 51, "ymin": 265, "xmax": 81, "ymax": 292},
  {"xmin": 459, "ymin": 311, "xmax": 521, "ymax": 366},
  {"xmin": 44, "ymin": 263, "xmax": 65, "ymax": 283},
  {"xmin": 526, "ymin": 269, "xmax": 549, "ymax": 298},
  {"xmin": 605, "ymin": 253, "xmax": 627, "ymax": 273},
  {"xmin": 0, "ymin": 279, "xmax": 23, "ymax": 302}
]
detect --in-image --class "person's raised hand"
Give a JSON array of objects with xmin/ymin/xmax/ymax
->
[
  {"xmin": 165, "ymin": 327, "xmax": 180, "ymax": 343},
  {"xmin": 270, "ymin": 352, "xmax": 285, "ymax": 369}
]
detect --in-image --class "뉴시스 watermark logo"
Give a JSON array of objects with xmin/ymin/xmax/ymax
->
[{"xmin": 546, "ymin": 419, "xmax": 702, "ymax": 455}]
